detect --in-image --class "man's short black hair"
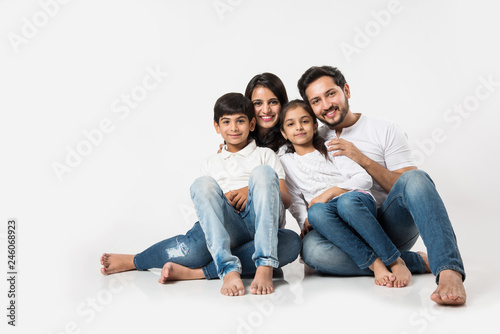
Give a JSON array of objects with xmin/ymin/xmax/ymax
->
[{"xmin": 297, "ymin": 66, "xmax": 347, "ymax": 102}]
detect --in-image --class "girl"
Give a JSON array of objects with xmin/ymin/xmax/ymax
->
[
  {"xmin": 279, "ymin": 100, "xmax": 429, "ymax": 287},
  {"xmin": 100, "ymin": 73, "xmax": 301, "ymax": 295}
]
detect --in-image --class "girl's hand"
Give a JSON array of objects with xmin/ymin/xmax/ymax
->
[
  {"xmin": 300, "ymin": 219, "xmax": 313, "ymax": 239},
  {"xmin": 308, "ymin": 187, "xmax": 347, "ymax": 208}
]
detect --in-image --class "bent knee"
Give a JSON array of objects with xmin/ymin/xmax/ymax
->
[
  {"xmin": 398, "ymin": 169, "xmax": 435, "ymax": 192},
  {"xmin": 307, "ymin": 202, "xmax": 328, "ymax": 226},
  {"xmin": 190, "ymin": 176, "xmax": 220, "ymax": 197},
  {"xmin": 249, "ymin": 165, "xmax": 278, "ymax": 185}
]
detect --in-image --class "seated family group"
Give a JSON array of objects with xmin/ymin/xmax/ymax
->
[{"xmin": 100, "ymin": 66, "xmax": 466, "ymax": 306}]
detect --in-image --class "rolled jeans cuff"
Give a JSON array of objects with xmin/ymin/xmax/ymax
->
[
  {"xmin": 255, "ymin": 258, "xmax": 279, "ymax": 269},
  {"xmin": 133, "ymin": 255, "xmax": 145, "ymax": 271},
  {"xmin": 435, "ymin": 265, "xmax": 466, "ymax": 284},
  {"xmin": 220, "ymin": 265, "xmax": 242, "ymax": 280}
]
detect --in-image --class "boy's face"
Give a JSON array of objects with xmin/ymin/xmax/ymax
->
[{"xmin": 214, "ymin": 113, "xmax": 256, "ymax": 153}]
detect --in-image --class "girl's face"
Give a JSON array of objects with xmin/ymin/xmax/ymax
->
[
  {"xmin": 251, "ymin": 86, "xmax": 281, "ymax": 133},
  {"xmin": 281, "ymin": 106, "xmax": 317, "ymax": 148}
]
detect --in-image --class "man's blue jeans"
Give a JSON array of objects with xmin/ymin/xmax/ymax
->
[
  {"xmin": 134, "ymin": 165, "xmax": 300, "ymax": 279},
  {"xmin": 302, "ymin": 170, "xmax": 465, "ymax": 282},
  {"xmin": 308, "ymin": 191, "xmax": 401, "ymax": 269}
]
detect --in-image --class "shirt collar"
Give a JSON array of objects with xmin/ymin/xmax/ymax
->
[{"xmin": 220, "ymin": 139, "xmax": 257, "ymax": 159}]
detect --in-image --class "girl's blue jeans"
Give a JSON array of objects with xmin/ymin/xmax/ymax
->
[
  {"xmin": 308, "ymin": 191, "xmax": 401, "ymax": 270},
  {"xmin": 302, "ymin": 170, "xmax": 465, "ymax": 283}
]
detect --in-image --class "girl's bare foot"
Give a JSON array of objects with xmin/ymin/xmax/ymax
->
[
  {"xmin": 221, "ymin": 271, "xmax": 245, "ymax": 296},
  {"xmin": 369, "ymin": 258, "xmax": 395, "ymax": 286},
  {"xmin": 158, "ymin": 262, "xmax": 204, "ymax": 283},
  {"xmin": 100, "ymin": 253, "xmax": 136, "ymax": 275},
  {"xmin": 417, "ymin": 251, "xmax": 432, "ymax": 273},
  {"xmin": 431, "ymin": 270, "xmax": 466, "ymax": 305},
  {"xmin": 250, "ymin": 266, "xmax": 274, "ymax": 295},
  {"xmin": 388, "ymin": 257, "xmax": 412, "ymax": 288}
]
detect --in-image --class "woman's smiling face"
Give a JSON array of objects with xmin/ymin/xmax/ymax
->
[{"xmin": 251, "ymin": 86, "xmax": 281, "ymax": 134}]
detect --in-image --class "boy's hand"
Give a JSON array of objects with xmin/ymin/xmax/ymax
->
[
  {"xmin": 225, "ymin": 187, "xmax": 248, "ymax": 213},
  {"xmin": 300, "ymin": 219, "xmax": 313, "ymax": 239}
]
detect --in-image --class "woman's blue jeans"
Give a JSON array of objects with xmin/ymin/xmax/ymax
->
[
  {"xmin": 308, "ymin": 191, "xmax": 402, "ymax": 269},
  {"xmin": 302, "ymin": 170, "xmax": 465, "ymax": 282},
  {"xmin": 134, "ymin": 166, "xmax": 301, "ymax": 279}
]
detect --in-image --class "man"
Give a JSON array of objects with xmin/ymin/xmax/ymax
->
[{"xmin": 297, "ymin": 65, "xmax": 466, "ymax": 305}]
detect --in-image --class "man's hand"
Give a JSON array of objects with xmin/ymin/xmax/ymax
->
[
  {"xmin": 225, "ymin": 187, "xmax": 248, "ymax": 213},
  {"xmin": 327, "ymin": 138, "xmax": 368, "ymax": 167},
  {"xmin": 300, "ymin": 219, "xmax": 313, "ymax": 239}
]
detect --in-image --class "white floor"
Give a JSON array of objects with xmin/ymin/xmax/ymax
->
[{"xmin": 12, "ymin": 226, "xmax": 496, "ymax": 334}]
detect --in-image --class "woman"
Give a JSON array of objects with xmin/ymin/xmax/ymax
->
[{"xmin": 100, "ymin": 73, "xmax": 301, "ymax": 289}]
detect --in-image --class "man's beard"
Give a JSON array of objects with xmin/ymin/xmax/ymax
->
[{"xmin": 318, "ymin": 99, "xmax": 350, "ymax": 129}]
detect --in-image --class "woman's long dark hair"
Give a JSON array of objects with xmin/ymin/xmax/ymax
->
[
  {"xmin": 279, "ymin": 99, "xmax": 329, "ymax": 159},
  {"xmin": 245, "ymin": 73, "xmax": 288, "ymax": 152}
]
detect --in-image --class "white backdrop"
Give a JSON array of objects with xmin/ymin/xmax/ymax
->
[{"xmin": 1, "ymin": 0, "xmax": 500, "ymax": 333}]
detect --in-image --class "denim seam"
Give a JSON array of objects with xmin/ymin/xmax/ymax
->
[
  {"xmin": 359, "ymin": 252, "xmax": 377, "ymax": 269},
  {"xmin": 382, "ymin": 249, "xmax": 401, "ymax": 267},
  {"xmin": 133, "ymin": 255, "xmax": 144, "ymax": 271},
  {"xmin": 435, "ymin": 265, "xmax": 466, "ymax": 284}
]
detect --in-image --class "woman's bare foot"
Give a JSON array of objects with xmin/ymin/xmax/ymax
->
[
  {"xmin": 158, "ymin": 262, "xmax": 204, "ymax": 283},
  {"xmin": 221, "ymin": 271, "xmax": 245, "ymax": 296},
  {"xmin": 250, "ymin": 266, "xmax": 274, "ymax": 295},
  {"xmin": 369, "ymin": 258, "xmax": 395, "ymax": 286},
  {"xmin": 389, "ymin": 257, "xmax": 412, "ymax": 288},
  {"xmin": 417, "ymin": 251, "xmax": 432, "ymax": 273},
  {"xmin": 431, "ymin": 269, "xmax": 466, "ymax": 305},
  {"xmin": 100, "ymin": 253, "xmax": 135, "ymax": 275}
]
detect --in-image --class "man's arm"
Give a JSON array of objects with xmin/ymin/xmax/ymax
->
[{"xmin": 327, "ymin": 138, "xmax": 416, "ymax": 193}]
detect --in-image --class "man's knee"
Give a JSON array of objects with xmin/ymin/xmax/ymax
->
[{"xmin": 397, "ymin": 169, "xmax": 436, "ymax": 194}]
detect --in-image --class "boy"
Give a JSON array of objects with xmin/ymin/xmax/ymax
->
[{"xmin": 190, "ymin": 92, "xmax": 289, "ymax": 296}]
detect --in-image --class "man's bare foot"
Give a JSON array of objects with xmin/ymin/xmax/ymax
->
[
  {"xmin": 431, "ymin": 269, "xmax": 466, "ymax": 305},
  {"xmin": 221, "ymin": 271, "xmax": 245, "ymax": 296},
  {"xmin": 250, "ymin": 266, "xmax": 274, "ymax": 295},
  {"xmin": 158, "ymin": 262, "xmax": 204, "ymax": 283},
  {"xmin": 369, "ymin": 258, "xmax": 395, "ymax": 286},
  {"xmin": 100, "ymin": 253, "xmax": 135, "ymax": 275},
  {"xmin": 417, "ymin": 251, "xmax": 432, "ymax": 273},
  {"xmin": 389, "ymin": 257, "xmax": 412, "ymax": 288}
]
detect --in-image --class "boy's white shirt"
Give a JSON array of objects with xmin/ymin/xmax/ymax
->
[{"xmin": 200, "ymin": 139, "xmax": 286, "ymax": 194}]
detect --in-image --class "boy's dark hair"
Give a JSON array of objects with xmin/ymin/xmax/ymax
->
[
  {"xmin": 297, "ymin": 66, "xmax": 347, "ymax": 102},
  {"xmin": 279, "ymin": 99, "xmax": 329, "ymax": 160},
  {"xmin": 244, "ymin": 72, "xmax": 289, "ymax": 153},
  {"xmin": 213, "ymin": 92, "xmax": 254, "ymax": 124}
]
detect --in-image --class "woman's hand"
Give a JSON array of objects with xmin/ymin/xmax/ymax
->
[{"xmin": 300, "ymin": 219, "xmax": 313, "ymax": 239}]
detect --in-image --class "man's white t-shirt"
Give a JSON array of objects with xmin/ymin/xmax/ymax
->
[{"xmin": 318, "ymin": 114, "xmax": 416, "ymax": 206}]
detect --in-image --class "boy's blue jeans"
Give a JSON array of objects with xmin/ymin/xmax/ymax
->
[
  {"xmin": 190, "ymin": 165, "xmax": 283, "ymax": 279},
  {"xmin": 302, "ymin": 170, "xmax": 465, "ymax": 283},
  {"xmin": 308, "ymin": 191, "xmax": 402, "ymax": 270},
  {"xmin": 134, "ymin": 165, "xmax": 298, "ymax": 279}
]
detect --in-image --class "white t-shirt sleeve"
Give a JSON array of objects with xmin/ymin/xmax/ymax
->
[
  {"xmin": 264, "ymin": 149, "xmax": 286, "ymax": 179},
  {"xmin": 384, "ymin": 123, "xmax": 416, "ymax": 171},
  {"xmin": 285, "ymin": 176, "xmax": 308, "ymax": 230}
]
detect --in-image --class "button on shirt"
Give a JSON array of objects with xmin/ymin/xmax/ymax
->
[{"xmin": 200, "ymin": 140, "xmax": 286, "ymax": 193}]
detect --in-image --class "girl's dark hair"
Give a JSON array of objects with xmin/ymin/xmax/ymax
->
[
  {"xmin": 245, "ymin": 72, "xmax": 289, "ymax": 152},
  {"xmin": 213, "ymin": 92, "xmax": 254, "ymax": 124},
  {"xmin": 297, "ymin": 66, "xmax": 347, "ymax": 102},
  {"xmin": 279, "ymin": 99, "xmax": 329, "ymax": 160}
]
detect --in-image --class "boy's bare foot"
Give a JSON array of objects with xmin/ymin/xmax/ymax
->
[
  {"xmin": 369, "ymin": 258, "xmax": 395, "ymax": 286},
  {"xmin": 431, "ymin": 270, "xmax": 466, "ymax": 305},
  {"xmin": 389, "ymin": 257, "xmax": 412, "ymax": 288},
  {"xmin": 417, "ymin": 251, "xmax": 432, "ymax": 273},
  {"xmin": 250, "ymin": 266, "xmax": 274, "ymax": 295},
  {"xmin": 221, "ymin": 271, "xmax": 245, "ymax": 296},
  {"xmin": 158, "ymin": 262, "xmax": 204, "ymax": 283},
  {"xmin": 100, "ymin": 253, "xmax": 135, "ymax": 275}
]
